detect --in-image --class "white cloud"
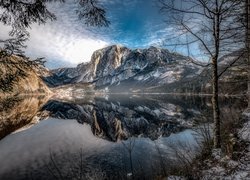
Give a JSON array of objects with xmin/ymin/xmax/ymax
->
[
  {"xmin": 59, "ymin": 38, "xmax": 108, "ymax": 64},
  {"xmin": 25, "ymin": 24, "xmax": 108, "ymax": 67},
  {"xmin": 0, "ymin": 1, "xmax": 110, "ymax": 69}
]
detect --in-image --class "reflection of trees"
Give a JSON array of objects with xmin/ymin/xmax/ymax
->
[
  {"xmin": 0, "ymin": 96, "xmax": 21, "ymax": 112},
  {"xmin": 122, "ymin": 138, "xmax": 136, "ymax": 179},
  {"xmin": 154, "ymin": 141, "xmax": 167, "ymax": 177},
  {"xmin": 46, "ymin": 151, "xmax": 64, "ymax": 180},
  {"xmin": 0, "ymin": 96, "xmax": 48, "ymax": 139},
  {"xmin": 38, "ymin": 149, "xmax": 107, "ymax": 180}
]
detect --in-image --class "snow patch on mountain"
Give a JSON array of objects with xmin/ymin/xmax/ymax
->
[{"xmin": 44, "ymin": 45, "xmax": 203, "ymax": 91}]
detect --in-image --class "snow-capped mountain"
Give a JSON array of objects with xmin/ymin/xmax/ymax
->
[{"xmin": 44, "ymin": 45, "xmax": 202, "ymax": 91}]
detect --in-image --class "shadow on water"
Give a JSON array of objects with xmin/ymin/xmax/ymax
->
[{"xmin": 0, "ymin": 94, "xmax": 247, "ymax": 179}]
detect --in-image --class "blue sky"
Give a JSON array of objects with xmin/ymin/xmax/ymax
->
[
  {"xmin": 0, "ymin": 0, "xmax": 195, "ymax": 69},
  {"xmin": 102, "ymin": 0, "xmax": 166, "ymax": 47}
]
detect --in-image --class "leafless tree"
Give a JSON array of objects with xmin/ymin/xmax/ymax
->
[
  {"xmin": 121, "ymin": 138, "xmax": 136, "ymax": 179},
  {"xmin": 159, "ymin": 0, "xmax": 245, "ymax": 148},
  {"xmin": 246, "ymin": 0, "xmax": 250, "ymax": 112}
]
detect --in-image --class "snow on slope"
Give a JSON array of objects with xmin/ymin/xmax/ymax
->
[{"xmin": 44, "ymin": 45, "xmax": 202, "ymax": 90}]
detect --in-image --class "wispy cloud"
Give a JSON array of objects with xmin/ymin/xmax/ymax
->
[
  {"xmin": 1, "ymin": 1, "xmax": 110, "ymax": 69},
  {"xmin": 24, "ymin": 1, "xmax": 110, "ymax": 68},
  {"xmin": 1, "ymin": 0, "xmax": 190, "ymax": 68},
  {"xmin": 25, "ymin": 23, "xmax": 108, "ymax": 68}
]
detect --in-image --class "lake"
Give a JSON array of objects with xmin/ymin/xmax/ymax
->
[{"xmin": 0, "ymin": 94, "xmax": 246, "ymax": 179}]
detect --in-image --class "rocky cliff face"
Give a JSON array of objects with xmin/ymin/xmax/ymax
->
[
  {"xmin": 0, "ymin": 54, "xmax": 51, "ymax": 95},
  {"xmin": 44, "ymin": 45, "xmax": 202, "ymax": 91},
  {"xmin": 44, "ymin": 45, "xmax": 247, "ymax": 94}
]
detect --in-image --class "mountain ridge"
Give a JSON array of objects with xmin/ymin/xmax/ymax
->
[
  {"xmin": 44, "ymin": 45, "xmax": 202, "ymax": 92},
  {"xmin": 43, "ymin": 45, "xmax": 248, "ymax": 95}
]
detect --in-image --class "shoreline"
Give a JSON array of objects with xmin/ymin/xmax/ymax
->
[{"xmin": 0, "ymin": 91, "xmax": 246, "ymax": 98}]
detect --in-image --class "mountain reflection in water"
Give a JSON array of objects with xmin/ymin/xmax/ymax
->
[
  {"xmin": 0, "ymin": 94, "xmax": 246, "ymax": 180},
  {"xmin": 42, "ymin": 95, "xmax": 209, "ymax": 142}
]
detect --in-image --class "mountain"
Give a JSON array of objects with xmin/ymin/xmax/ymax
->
[
  {"xmin": 0, "ymin": 53, "xmax": 51, "ymax": 95},
  {"xmin": 43, "ymin": 45, "xmax": 248, "ymax": 95},
  {"xmin": 44, "ymin": 45, "xmax": 202, "ymax": 92},
  {"xmin": 150, "ymin": 50, "xmax": 248, "ymax": 95}
]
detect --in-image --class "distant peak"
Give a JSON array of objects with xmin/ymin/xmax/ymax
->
[
  {"xmin": 148, "ymin": 45, "xmax": 158, "ymax": 49},
  {"xmin": 94, "ymin": 44, "xmax": 126, "ymax": 53},
  {"xmin": 108, "ymin": 44, "xmax": 124, "ymax": 49},
  {"xmin": 113, "ymin": 44, "xmax": 123, "ymax": 47}
]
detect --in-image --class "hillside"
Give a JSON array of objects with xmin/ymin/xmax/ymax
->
[
  {"xmin": 0, "ymin": 53, "xmax": 51, "ymax": 95},
  {"xmin": 149, "ymin": 50, "xmax": 248, "ymax": 95}
]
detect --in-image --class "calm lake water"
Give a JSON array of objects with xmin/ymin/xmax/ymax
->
[{"xmin": 0, "ymin": 94, "xmax": 246, "ymax": 180}]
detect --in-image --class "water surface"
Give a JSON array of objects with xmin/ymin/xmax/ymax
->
[{"xmin": 0, "ymin": 94, "xmax": 246, "ymax": 179}]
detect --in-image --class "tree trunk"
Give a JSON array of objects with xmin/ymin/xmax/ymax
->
[
  {"xmin": 212, "ymin": 58, "xmax": 221, "ymax": 148},
  {"xmin": 213, "ymin": 1, "xmax": 221, "ymax": 149},
  {"xmin": 247, "ymin": 0, "xmax": 250, "ymax": 110}
]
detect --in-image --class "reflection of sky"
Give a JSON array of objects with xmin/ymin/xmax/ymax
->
[
  {"xmin": 0, "ymin": 119, "xmax": 112, "ymax": 176},
  {"xmin": 0, "ymin": 0, "xmax": 200, "ymax": 68},
  {"xmin": 0, "ymin": 117, "xmax": 199, "ymax": 179},
  {"xmin": 156, "ymin": 129, "xmax": 199, "ymax": 151}
]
